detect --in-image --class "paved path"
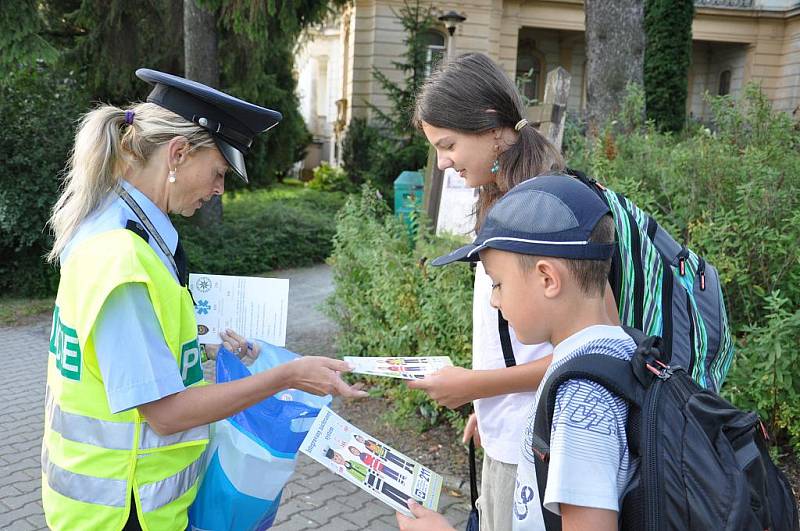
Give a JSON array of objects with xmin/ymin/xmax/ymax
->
[{"xmin": 0, "ymin": 264, "xmax": 470, "ymax": 530}]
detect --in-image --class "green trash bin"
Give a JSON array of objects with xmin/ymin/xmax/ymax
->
[{"xmin": 393, "ymin": 170, "xmax": 424, "ymax": 228}]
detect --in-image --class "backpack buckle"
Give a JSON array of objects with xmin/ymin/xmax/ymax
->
[
  {"xmin": 646, "ymin": 361, "xmax": 673, "ymax": 380},
  {"xmin": 633, "ymin": 335, "xmax": 670, "ymax": 385}
]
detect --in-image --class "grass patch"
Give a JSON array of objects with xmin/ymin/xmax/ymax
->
[
  {"xmin": 0, "ymin": 297, "xmax": 53, "ymax": 326},
  {"xmin": 174, "ymin": 182, "xmax": 347, "ymax": 276}
]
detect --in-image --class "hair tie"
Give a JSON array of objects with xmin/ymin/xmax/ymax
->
[
  {"xmin": 514, "ymin": 118, "xmax": 528, "ymax": 132},
  {"xmin": 124, "ymin": 110, "xmax": 135, "ymax": 125}
]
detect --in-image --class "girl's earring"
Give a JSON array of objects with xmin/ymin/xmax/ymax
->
[
  {"xmin": 490, "ymin": 144, "xmax": 500, "ymax": 174},
  {"xmin": 168, "ymin": 169, "xmax": 177, "ymax": 183}
]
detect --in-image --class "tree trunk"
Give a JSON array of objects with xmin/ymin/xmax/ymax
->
[
  {"xmin": 585, "ymin": 0, "xmax": 645, "ymax": 136},
  {"xmin": 184, "ymin": 0, "xmax": 222, "ymax": 227}
]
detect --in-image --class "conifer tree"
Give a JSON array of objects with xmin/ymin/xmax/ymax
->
[
  {"xmin": 644, "ymin": 0, "xmax": 694, "ymax": 132},
  {"xmin": 367, "ymin": 0, "xmax": 434, "ymax": 192}
]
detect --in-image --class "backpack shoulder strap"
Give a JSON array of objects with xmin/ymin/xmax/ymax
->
[
  {"xmin": 565, "ymin": 168, "xmax": 606, "ymax": 202},
  {"xmin": 532, "ymin": 353, "xmax": 645, "ymax": 531},
  {"xmin": 498, "ymin": 310, "xmax": 516, "ymax": 367},
  {"xmin": 565, "ymin": 168, "xmax": 623, "ymax": 309}
]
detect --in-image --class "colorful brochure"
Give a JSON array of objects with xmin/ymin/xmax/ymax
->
[
  {"xmin": 343, "ymin": 356, "xmax": 454, "ymax": 380},
  {"xmin": 300, "ymin": 407, "xmax": 442, "ymax": 516},
  {"xmin": 188, "ymin": 273, "xmax": 289, "ymax": 346}
]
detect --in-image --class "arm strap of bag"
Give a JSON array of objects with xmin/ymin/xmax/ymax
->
[
  {"xmin": 469, "ymin": 437, "xmax": 479, "ymax": 511},
  {"xmin": 532, "ymin": 352, "xmax": 646, "ymax": 531},
  {"xmin": 565, "ymin": 168, "xmax": 623, "ymax": 310},
  {"xmin": 498, "ymin": 311, "xmax": 516, "ymax": 367}
]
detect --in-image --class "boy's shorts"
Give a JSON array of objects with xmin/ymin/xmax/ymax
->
[{"xmin": 476, "ymin": 454, "xmax": 517, "ymax": 531}]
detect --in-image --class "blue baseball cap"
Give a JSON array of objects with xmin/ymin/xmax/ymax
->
[
  {"xmin": 136, "ymin": 68, "xmax": 283, "ymax": 183},
  {"xmin": 431, "ymin": 174, "xmax": 614, "ymax": 266}
]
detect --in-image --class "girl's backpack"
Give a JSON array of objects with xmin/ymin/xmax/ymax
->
[
  {"xmin": 567, "ymin": 169, "xmax": 734, "ymax": 392},
  {"xmin": 531, "ymin": 330, "xmax": 799, "ymax": 531}
]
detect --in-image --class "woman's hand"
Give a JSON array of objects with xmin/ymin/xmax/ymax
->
[
  {"xmin": 287, "ymin": 356, "xmax": 368, "ymax": 398},
  {"xmin": 462, "ymin": 413, "xmax": 481, "ymax": 448},
  {"xmin": 396, "ymin": 500, "xmax": 455, "ymax": 531},
  {"xmin": 220, "ymin": 328, "xmax": 261, "ymax": 362},
  {"xmin": 406, "ymin": 366, "xmax": 476, "ymax": 409},
  {"xmin": 203, "ymin": 328, "xmax": 261, "ymax": 362}
]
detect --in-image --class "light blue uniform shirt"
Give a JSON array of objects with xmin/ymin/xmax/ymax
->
[{"xmin": 61, "ymin": 180, "xmax": 186, "ymax": 414}]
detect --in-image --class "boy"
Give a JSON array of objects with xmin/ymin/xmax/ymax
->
[{"xmin": 397, "ymin": 175, "xmax": 635, "ymax": 531}]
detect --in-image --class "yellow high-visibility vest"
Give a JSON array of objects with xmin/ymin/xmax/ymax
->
[{"xmin": 43, "ymin": 228, "xmax": 208, "ymax": 531}]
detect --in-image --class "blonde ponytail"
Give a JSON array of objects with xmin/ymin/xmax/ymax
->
[{"xmin": 47, "ymin": 102, "xmax": 215, "ymax": 262}]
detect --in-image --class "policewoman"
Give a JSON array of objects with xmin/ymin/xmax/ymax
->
[{"xmin": 43, "ymin": 70, "xmax": 366, "ymax": 531}]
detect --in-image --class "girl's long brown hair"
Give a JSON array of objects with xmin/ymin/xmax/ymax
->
[{"xmin": 414, "ymin": 52, "xmax": 564, "ymax": 229}]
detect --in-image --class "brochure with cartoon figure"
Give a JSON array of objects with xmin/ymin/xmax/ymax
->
[
  {"xmin": 300, "ymin": 407, "xmax": 442, "ymax": 516},
  {"xmin": 188, "ymin": 273, "xmax": 289, "ymax": 345},
  {"xmin": 343, "ymin": 356, "xmax": 453, "ymax": 380}
]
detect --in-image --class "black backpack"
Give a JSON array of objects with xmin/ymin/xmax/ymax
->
[{"xmin": 531, "ymin": 329, "xmax": 799, "ymax": 531}]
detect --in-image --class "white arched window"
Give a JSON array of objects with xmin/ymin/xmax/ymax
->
[
  {"xmin": 419, "ymin": 30, "xmax": 446, "ymax": 76},
  {"xmin": 516, "ymin": 39, "xmax": 545, "ymax": 103}
]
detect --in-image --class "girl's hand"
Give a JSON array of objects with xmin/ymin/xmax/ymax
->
[
  {"xmin": 406, "ymin": 366, "xmax": 475, "ymax": 409},
  {"xmin": 462, "ymin": 413, "xmax": 481, "ymax": 448},
  {"xmin": 396, "ymin": 500, "xmax": 455, "ymax": 531}
]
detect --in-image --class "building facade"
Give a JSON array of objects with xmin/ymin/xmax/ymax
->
[{"xmin": 295, "ymin": 0, "xmax": 800, "ymax": 169}]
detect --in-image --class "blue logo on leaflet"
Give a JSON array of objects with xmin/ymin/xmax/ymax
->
[{"xmin": 196, "ymin": 299, "xmax": 211, "ymax": 315}]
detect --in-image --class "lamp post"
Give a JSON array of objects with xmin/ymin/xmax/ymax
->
[{"xmin": 438, "ymin": 10, "xmax": 466, "ymax": 59}]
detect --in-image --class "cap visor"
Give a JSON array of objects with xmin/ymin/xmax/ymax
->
[
  {"xmin": 430, "ymin": 243, "xmax": 483, "ymax": 266},
  {"xmin": 214, "ymin": 137, "xmax": 248, "ymax": 183}
]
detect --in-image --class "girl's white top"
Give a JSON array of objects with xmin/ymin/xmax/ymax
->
[{"xmin": 472, "ymin": 262, "xmax": 552, "ymax": 464}]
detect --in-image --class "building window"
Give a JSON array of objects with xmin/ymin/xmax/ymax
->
[
  {"xmin": 419, "ymin": 30, "xmax": 446, "ymax": 76},
  {"xmin": 718, "ymin": 69, "xmax": 731, "ymax": 96},
  {"xmin": 516, "ymin": 38, "xmax": 545, "ymax": 103}
]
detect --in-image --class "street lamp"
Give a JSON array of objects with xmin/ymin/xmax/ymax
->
[
  {"xmin": 438, "ymin": 10, "xmax": 466, "ymax": 36},
  {"xmin": 438, "ymin": 10, "xmax": 466, "ymax": 59}
]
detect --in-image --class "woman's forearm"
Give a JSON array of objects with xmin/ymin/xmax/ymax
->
[{"xmin": 139, "ymin": 363, "xmax": 294, "ymax": 435}]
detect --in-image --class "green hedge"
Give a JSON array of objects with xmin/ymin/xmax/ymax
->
[
  {"xmin": 330, "ymin": 86, "xmax": 800, "ymax": 449},
  {"xmin": 0, "ymin": 64, "xmax": 89, "ymax": 296},
  {"xmin": 325, "ymin": 188, "xmax": 473, "ymax": 428},
  {"xmin": 175, "ymin": 184, "xmax": 346, "ymax": 275}
]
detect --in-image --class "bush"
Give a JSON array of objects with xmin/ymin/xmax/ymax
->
[
  {"xmin": 0, "ymin": 64, "xmax": 89, "ymax": 296},
  {"xmin": 567, "ymin": 83, "xmax": 800, "ymax": 450},
  {"xmin": 724, "ymin": 292, "xmax": 800, "ymax": 450},
  {"xmin": 341, "ymin": 118, "xmax": 381, "ymax": 186},
  {"xmin": 307, "ymin": 162, "xmax": 354, "ymax": 193},
  {"xmin": 174, "ymin": 184, "xmax": 346, "ymax": 274},
  {"xmin": 326, "ymin": 186, "xmax": 473, "ymax": 430},
  {"xmin": 339, "ymin": 117, "xmax": 429, "ymax": 200}
]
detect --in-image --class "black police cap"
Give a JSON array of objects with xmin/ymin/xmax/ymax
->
[{"xmin": 135, "ymin": 68, "xmax": 283, "ymax": 183}]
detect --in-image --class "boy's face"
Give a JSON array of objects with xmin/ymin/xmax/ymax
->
[{"xmin": 480, "ymin": 248, "xmax": 555, "ymax": 345}]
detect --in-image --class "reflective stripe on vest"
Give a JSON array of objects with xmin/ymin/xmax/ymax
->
[
  {"xmin": 43, "ymin": 448, "xmax": 127, "ymax": 507},
  {"xmin": 46, "ymin": 387, "xmax": 208, "ymax": 450},
  {"xmin": 138, "ymin": 458, "xmax": 202, "ymax": 512},
  {"xmin": 43, "ymin": 448, "xmax": 202, "ymax": 512}
]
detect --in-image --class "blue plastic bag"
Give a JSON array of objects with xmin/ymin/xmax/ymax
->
[{"xmin": 189, "ymin": 341, "xmax": 331, "ymax": 531}]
